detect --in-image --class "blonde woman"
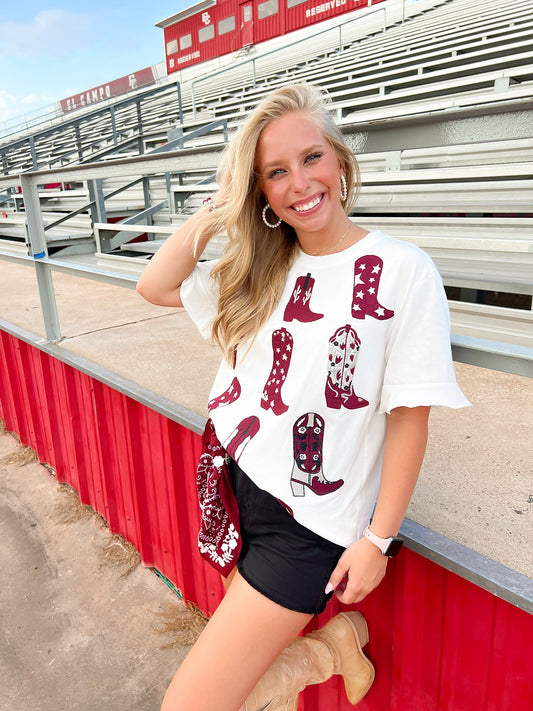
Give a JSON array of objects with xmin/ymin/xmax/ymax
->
[{"xmin": 137, "ymin": 84, "xmax": 469, "ymax": 711}]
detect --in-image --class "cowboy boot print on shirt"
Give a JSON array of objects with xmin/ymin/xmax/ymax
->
[
  {"xmin": 352, "ymin": 255, "xmax": 394, "ymax": 320},
  {"xmin": 291, "ymin": 413, "xmax": 344, "ymax": 496},
  {"xmin": 224, "ymin": 415, "xmax": 260, "ymax": 463},
  {"xmin": 208, "ymin": 377, "xmax": 241, "ymax": 412},
  {"xmin": 325, "ymin": 325, "xmax": 369, "ymax": 410},
  {"xmin": 261, "ymin": 328, "xmax": 293, "ymax": 416},
  {"xmin": 283, "ymin": 273, "xmax": 324, "ymax": 323}
]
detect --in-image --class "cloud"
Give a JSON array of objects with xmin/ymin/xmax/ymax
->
[
  {"xmin": 0, "ymin": 10, "xmax": 96, "ymax": 59},
  {"xmin": 0, "ymin": 89, "xmax": 56, "ymax": 128}
]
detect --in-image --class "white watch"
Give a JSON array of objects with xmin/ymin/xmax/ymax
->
[{"xmin": 363, "ymin": 526, "xmax": 404, "ymax": 557}]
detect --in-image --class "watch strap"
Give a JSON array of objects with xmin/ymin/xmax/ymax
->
[{"xmin": 363, "ymin": 526, "xmax": 403, "ymax": 556}]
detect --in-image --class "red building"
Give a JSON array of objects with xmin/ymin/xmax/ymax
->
[{"xmin": 157, "ymin": 0, "xmax": 386, "ymax": 72}]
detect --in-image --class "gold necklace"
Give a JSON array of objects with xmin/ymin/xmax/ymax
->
[{"xmin": 311, "ymin": 223, "xmax": 353, "ymax": 256}]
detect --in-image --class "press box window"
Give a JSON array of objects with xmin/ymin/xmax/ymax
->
[
  {"xmin": 218, "ymin": 16, "xmax": 236, "ymax": 35},
  {"xmin": 179, "ymin": 34, "xmax": 192, "ymax": 50},
  {"xmin": 287, "ymin": 0, "xmax": 307, "ymax": 6},
  {"xmin": 258, "ymin": 0, "xmax": 279, "ymax": 19},
  {"xmin": 243, "ymin": 5, "xmax": 252, "ymax": 21},
  {"xmin": 166, "ymin": 39, "xmax": 178, "ymax": 55},
  {"xmin": 199, "ymin": 24, "xmax": 215, "ymax": 42}
]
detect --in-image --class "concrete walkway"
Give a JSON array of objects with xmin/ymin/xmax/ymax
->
[{"xmin": 0, "ymin": 431, "xmax": 191, "ymax": 711}]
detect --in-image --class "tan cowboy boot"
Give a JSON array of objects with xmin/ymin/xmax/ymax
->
[
  {"xmin": 244, "ymin": 636, "xmax": 334, "ymax": 711},
  {"xmin": 245, "ymin": 611, "xmax": 374, "ymax": 710},
  {"xmin": 307, "ymin": 611, "xmax": 375, "ymax": 704}
]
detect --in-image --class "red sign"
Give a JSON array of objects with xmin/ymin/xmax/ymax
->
[{"xmin": 58, "ymin": 66, "xmax": 157, "ymax": 114}]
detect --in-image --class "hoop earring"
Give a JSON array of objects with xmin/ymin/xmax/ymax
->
[
  {"xmin": 340, "ymin": 175, "xmax": 348, "ymax": 202},
  {"xmin": 262, "ymin": 202, "xmax": 282, "ymax": 229}
]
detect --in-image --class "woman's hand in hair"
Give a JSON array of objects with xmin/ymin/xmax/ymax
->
[
  {"xmin": 325, "ymin": 537, "xmax": 388, "ymax": 605},
  {"xmin": 137, "ymin": 182, "xmax": 229, "ymax": 308},
  {"xmin": 209, "ymin": 185, "xmax": 228, "ymax": 211}
]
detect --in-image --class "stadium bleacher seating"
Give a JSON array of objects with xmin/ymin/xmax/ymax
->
[{"xmin": 0, "ymin": 0, "xmax": 531, "ymax": 365}]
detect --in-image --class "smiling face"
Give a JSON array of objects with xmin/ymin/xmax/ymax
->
[{"xmin": 255, "ymin": 111, "xmax": 348, "ymax": 246}]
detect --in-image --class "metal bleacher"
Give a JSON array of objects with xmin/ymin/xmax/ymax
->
[{"xmin": 0, "ymin": 0, "xmax": 531, "ymax": 375}]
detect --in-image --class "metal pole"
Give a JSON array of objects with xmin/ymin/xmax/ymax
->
[
  {"xmin": 19, "ymin": 174, "xmax": 62, "ymax": 342},
  {"xmin": 177, "ymin": 82, "xmax": 183, "ymax": 125},
  {"xmin": 136, "ymin": 102, "xmax": 144, "ymax": 155},
  {"xmin": 74, "ymin": 124, "xmax": 83, "ymax": 163},
  {"xmin": 165, "ymin": 172, "xmax": 173, "ymax": 213},
  {"xmin": 88, "ymin": 179, "xmax": 107, "ymax": 224},
  {"xmin": 29, "ymin": 136, "xmax": 38, "ymax": 170},
  {"xmin": 110, "ymin": 105, "xmax": 118, "ymax": 145},
  {"xmin": 142, "ymin": 177, "xmax": 153, "ymax": 227}
]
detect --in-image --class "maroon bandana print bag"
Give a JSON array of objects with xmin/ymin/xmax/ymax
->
[{"xmin": 196, "ymin": 419, "xmax": 241, "ymax": 576}]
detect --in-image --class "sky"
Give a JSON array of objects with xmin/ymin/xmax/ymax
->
[{"xmin": 0, "ymin": 1, "xmax": 191, "ymax": 128}]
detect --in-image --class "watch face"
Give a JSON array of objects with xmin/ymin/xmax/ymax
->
[{"xmin": 385, "ymin": 537, "xmax": 404, "ymax": 557}]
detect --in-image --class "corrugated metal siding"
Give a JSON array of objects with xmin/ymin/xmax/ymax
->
[
  {"xmin": 305, "ymin": 558, "xmax": 533, "ymax": 711},
  {"xmin": 1, "ymin": 327, "xmax": 531, "ymax": 710},
  {"xmin": 0, "ymin": 330, "xmax": 225, "ymax": 612}
]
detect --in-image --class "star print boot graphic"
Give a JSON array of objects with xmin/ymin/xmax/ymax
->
[
  {"xmin": 261, "ymin": 328, "xmax": 293, "ymax": 415},
  {"xmin": 351, "ymin": 255, "xmax": 394, "ymax": 320},
  {"xmin": 208, "ymin": 377, "xmax": 241, "ymax": 411}
]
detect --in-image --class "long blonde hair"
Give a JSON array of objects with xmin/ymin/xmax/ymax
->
[{"xmin": 194, "ymin": 83, "xmax": 360, "ymax": 362}]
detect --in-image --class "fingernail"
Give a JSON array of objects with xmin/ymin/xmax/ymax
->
[{"xmin": 325, "ymin": 582, "xmax": 335, "ymax": 594}]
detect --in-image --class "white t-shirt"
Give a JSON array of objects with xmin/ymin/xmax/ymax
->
[{"xmin": 181, "ymin": 230, "xmax": 470, "ymax": 547}]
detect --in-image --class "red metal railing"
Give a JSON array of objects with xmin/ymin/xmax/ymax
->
[{"xmin": 1, "ymin": 327, "xmax": 531, "ymax": 710}]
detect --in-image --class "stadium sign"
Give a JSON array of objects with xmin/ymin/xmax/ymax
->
[
  {"xmin": 305, "ymin": 0, "xmax": 348, "ymax": 19},
  {"xmin": 58, "ymin": 67, "xmax": 157, "ymax": 114}
]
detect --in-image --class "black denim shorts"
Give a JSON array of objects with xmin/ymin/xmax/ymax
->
[{"xmin": 228, "ymin": 458, "xmax": 345, "ymax": 615}]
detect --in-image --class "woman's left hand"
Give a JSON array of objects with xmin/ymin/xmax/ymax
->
[{"xmin": 326, "ymin": 537, "xmax": 388, "ymax": 605}]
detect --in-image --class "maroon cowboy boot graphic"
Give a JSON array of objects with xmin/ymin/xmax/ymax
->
[
  {"xmin": 283, "ymin": 273, "xmax": 323, "ymax": 323},
  {"xmin": 291, "ymin": 413, "xmax": 344, "ymax": 496},
  {"xmin": 351, "ymin": 255, "xmax": 394, "ymax": 320},
  {"xmin": 261, "ymin": 328, "xmax": 293, "ymax": 416},
  {"xmin": 325, "ymin": 325, "xmax": 369, "ymax": 410},
  {"xmin": 208, "ymin": 377, "xmax": 241, "ymax": 411},
  {"xmin": 224, "ymin": 415, "xmax": 260, "ymax": 463}
]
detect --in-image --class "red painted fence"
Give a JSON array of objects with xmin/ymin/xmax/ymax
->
[{"xmin": 1, "ymin": 325, "xmax": 532, "ymax": 710}]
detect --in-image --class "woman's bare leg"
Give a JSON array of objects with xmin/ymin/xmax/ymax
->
[
  {"xmin": 161, "ymin": 570, "xmax": 312, "ymax": 711},
  {"xmin": 221, "ymin": 566, "xmax": 238, "ymax": 593}
]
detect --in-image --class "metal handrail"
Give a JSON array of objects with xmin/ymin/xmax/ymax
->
[
  {"xmin": 150, "ymin": 119, "xmax": 229, "ymax": 153},
  {"xmin": 40, "ymin": 177, "xmax": 144, "ymax": 233},
  {"xmin": 191, "ymin": 4, "xmax": 388, "ymax": 117},
  {"xmin": 0, "ymin": 79, "xmax": 183, "ymax": 146},
  {"xmin": 77, "ymin": 137, "xmax": 143, "ymax": 165},
  {"xmin": 0, "ymin": 80, "xmax": 184, "ymax": 173},
  {"xmin": 66, "ymin": 109, "xmax": 223, "ymax": 166},
  {"xmin": 0, "ymin": 146, "xmax": 221, "ymax": 336},
  {"xmin": 16, "ymin": 119, "xmax": 227, "ymax": 235},
  {"xmin": 1, "ymin": 81, "xmax": 176, "ymax": 149},
  {"xmin": 0, "ymin": 140, "xmax": 531, "ymax": 377}
]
